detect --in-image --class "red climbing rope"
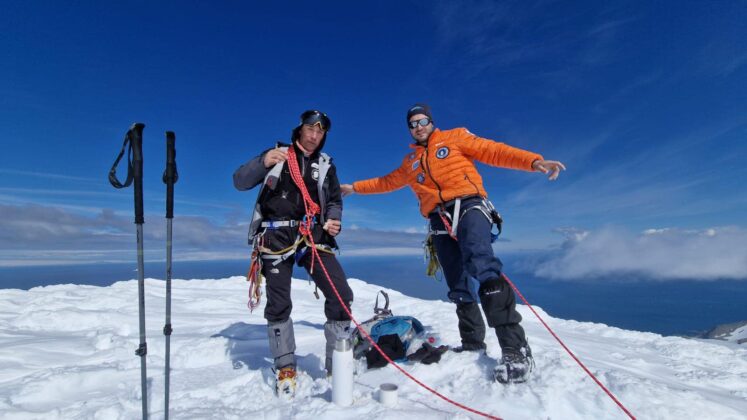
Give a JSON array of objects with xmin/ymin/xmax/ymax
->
[
  {"xmin": 285, "ymin": 145, "xmax": 502, "ymax": 419},
  {"xmin": 286, "ymin": 146, "xmax": 320, "ymax": 274},
  {"xmin": 283, "ymin": 144, "xmax": 634, "ymax": 419},
  {"xmin": 502, "ymin": 273, "xmax": 636, "ymax": 420}
]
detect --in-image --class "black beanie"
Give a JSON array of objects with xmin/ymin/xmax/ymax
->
[{"xmin": 406, "ymin": 103, "xmax": 433, "ymax": 122}]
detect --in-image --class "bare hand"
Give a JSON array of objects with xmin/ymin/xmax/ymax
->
[
  {"xmin": 532, "ymin": 160, "xmax": 566, "ymax": 181},
  {"xmin": 340, "ymin": 184, "xmax": 355, "ymax": 197},
  {"xmin": 263, "ymin": 148, "xmax": 288, "ymax": 168},
  {"xmin": 323, "ymin": 219, "xmax": 342, "ymax": 236}
]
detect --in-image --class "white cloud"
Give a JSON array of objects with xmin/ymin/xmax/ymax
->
[
  {"xmin": 534, "ymin": 226, "xmax": 747, "ymax": 280},
  {"xmin": 0, "ymin": 169, "xmax": 97, "ymax": 183},
  {"xmin": 340, "ymin": 247, "xmax": 423, "ymax": 257},
  {"xmin": 553, "ymin": 227, "xmax": 590, "ymax": 242},
  {"xmin": 0, "ymin": 203, "xmax": 248, "ymax": 264},
  {"xmin": 16, "ymin": 202, "xmax": 746, "ymax": 280},
  {"xmin": 0, "ymin": 203, "xmax": 427, "ymax": 266}
]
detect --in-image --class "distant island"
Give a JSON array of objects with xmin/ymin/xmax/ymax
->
[{"xmin": 698, "ymin": 320, "xmax": 747, "ymax": 345}]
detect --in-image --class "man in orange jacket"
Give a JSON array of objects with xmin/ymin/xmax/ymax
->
[{"xmin": 341, "ymin": 103, "xmax": 565, "ymax": 383}]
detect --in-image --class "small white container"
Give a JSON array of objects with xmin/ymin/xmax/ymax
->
[
  {"xmin": 332, "ymin": 338, "xmax": 354, "ymax": 406},
  {"xmin": 379, "ymin": 383, "xmax": 398, "ymax": 407}
]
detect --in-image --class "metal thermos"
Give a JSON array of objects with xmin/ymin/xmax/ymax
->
[{"xmin": 331, "ymin": 337, "xmax": 353, "ymax": 406}]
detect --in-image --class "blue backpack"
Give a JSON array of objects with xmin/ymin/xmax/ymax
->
[{"xmin": 352, "ymin": 291, "xmax": 425, "ymax": 364}]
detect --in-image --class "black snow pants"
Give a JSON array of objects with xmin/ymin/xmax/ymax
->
[
  {"xmin": 260, "ymin": 226, "xmax": 353, "ymax": 324},
  {"xmin": 259, "ymin": 225, "xmax": 354, "ymax": 369}
]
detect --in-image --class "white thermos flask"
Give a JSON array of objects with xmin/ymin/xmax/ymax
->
[{"xmin": 332, "ymin": 337, "xmax": 354, "ymax": 406}]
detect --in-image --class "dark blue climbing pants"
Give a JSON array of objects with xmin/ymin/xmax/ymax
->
[{"xmin": 429, "ymin": 197, "xmax": 528, "ymax": 351}]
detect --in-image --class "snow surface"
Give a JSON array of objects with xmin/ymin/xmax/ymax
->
[{"xmin": 1, "ymin": 277, "xmax": 746, "ymax": 420}]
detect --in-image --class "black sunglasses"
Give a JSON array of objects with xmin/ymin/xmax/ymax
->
[
  {"xmin": 408, "ymin": 117, "xmax": 431, "ymax": 129},
  {"xmin": 301, "ymin": 110, "xmax": 331, "ymax": 131}
]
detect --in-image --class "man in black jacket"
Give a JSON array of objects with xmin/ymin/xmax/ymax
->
[{"xmin": 233, "ymin": 110, "xmax": 353, "ymax": 396}]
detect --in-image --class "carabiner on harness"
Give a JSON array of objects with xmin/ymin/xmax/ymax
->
[
  {"xmin": 432, "ymin": 197, "xmax": 503, "ymax": 243},
  {"xmin": 481, "ymin": 198, "xmax": 503, "ymax": 243},
  {"xmin": 300, "ymin": 214, "xmax": 316, "ymax": 235}
]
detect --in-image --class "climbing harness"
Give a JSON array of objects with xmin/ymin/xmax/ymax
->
[
  {"xmin": 433, "ymin": 197, "xmax": 502, "ymax": 240},
  {"xmin": 424, "ymin": 197, "xmax": 503, "ymax": 279},
  {"xmin": 245, "ymin": 224, "xmax": 335, "ymax": 312}
]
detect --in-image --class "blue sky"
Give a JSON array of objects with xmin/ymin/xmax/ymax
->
[{"xmin": 2, "ymin": 1, "xmax": 746, "ymax": 280}]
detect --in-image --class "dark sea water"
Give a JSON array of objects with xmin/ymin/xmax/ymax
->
[{"xmin": 2, "ymin": 255, "xmax": 745, "ymax": 337}]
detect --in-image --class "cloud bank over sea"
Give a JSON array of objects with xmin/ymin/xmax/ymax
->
[{"xmin": 531, "ymin": 226, "xmax": 747, "ymax": 281}]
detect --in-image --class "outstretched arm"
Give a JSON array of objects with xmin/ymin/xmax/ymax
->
[
  {"xmin": 457, "ymin": 128, "xmax": 566, "ymax": 180},
  {"xmin": 531, "ymin": 159, "xmax": 566, "ymax": 181},
  {"xmin": 342, "ymin": 164, "xmax": 409, "ymax": 197},
  {"xmin": 459, "ymin": 129, "xmax": 543, "ymax": 171},
  {"xmin": 340, "ymin": 183, "xmax": 355, "ymax": 197}
]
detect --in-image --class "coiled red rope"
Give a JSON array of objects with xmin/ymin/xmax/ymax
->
[{"xmin": 286, "ymin": 146, "xmax": 320, "ymax": 274}]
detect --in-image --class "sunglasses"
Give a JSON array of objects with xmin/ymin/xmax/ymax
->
[
  {"xmin": 408, "ymin": 117, "xmax": 431, "ymax": 129},
  {"xmin": 301, "ymin": 111, "xmax": 331, "ymax": 131}
]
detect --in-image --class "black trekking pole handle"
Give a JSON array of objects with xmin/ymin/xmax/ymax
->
[
  {"xmin": 128, "ymin": 123, "xmax": 146, "ymax": 224},
  {"xmin": 163, "ymin": 131, "xmax": 178, "ymax": 219}
]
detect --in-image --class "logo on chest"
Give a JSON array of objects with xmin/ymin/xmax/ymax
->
[
  {"xmin": 436, "ymin": 147, "xmax": 450, "ymax": 159},
  {"xmin": 311, "ymin": 162, "xmax": 320, "ymax": 181}
]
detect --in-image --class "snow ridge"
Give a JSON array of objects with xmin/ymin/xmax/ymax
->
[{"xmin": 1, "ymin": 277, "xmax": 746, "ymax": 419}]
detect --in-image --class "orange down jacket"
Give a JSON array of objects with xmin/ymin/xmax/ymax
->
[{"xmin": 352, "ymin": 128, "xmax": 543, "ymax": 217}]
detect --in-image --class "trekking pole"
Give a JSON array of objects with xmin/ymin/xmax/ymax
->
[
  {"xmin": 162, "ymin": 131, "xmax": 178, "ymax": 420},
  {"xmin": 108, "ymin": 122, "xmax": 149, "ymax": 419}
]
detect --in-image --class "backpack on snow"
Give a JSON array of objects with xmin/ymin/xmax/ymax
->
[{"xmin": 352, "ymin": 291, "xmax": 434, "ymax": 368}]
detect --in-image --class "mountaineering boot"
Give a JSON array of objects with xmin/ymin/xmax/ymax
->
[
  {"xmin": 451, "ymin": 342, "xmax": 487, "ymax": 353},
  {"xmin": 451, "ymin": 302, "xmax": 486, "ymax": 353},
  {"xmin": 267, "ymin": 318, "xmax": 297, "ymax": 396},
  {"xmin": 324, "ymin": 319, "xmax": 351, "ymax": 375},
  {"xmin": 494, "ymin": 345, "xmax": 534, "ymax": 384},
  {"xmin": 275, "ymin": 365, "xmax": 297, "ymax": 398}
]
